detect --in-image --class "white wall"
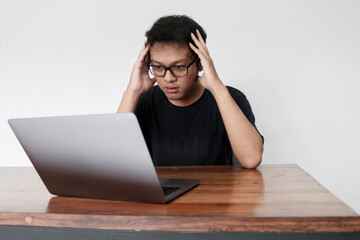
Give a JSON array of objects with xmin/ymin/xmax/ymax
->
[{"xmin": 1, "ymin": 0, "xmax": 359, "ymax": 214}]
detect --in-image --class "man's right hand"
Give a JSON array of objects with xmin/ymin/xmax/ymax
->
[
  {"xmin": 117, "ymin": 44, "xmax": 155, "ymax": 113},
  {"xmin": 127, "ymin": 44, "xmax": 155, "ymax": 95}
]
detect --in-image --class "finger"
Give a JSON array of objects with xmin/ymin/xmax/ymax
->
[
  {"xmin": 137, "ymin": 44, "xmax": 150, "ymax": 63},
  {"xmin": 189, "ymin": 42, "xmax": 207, "ymax": 61},
  {"xmin": 196, "ymin": 29, "xmax": 208, "ymax": 50},
  {"xmin": 190, "ymin": 32, "xmax": 204, "ymax": 49},
  {"xmin": 192, "ymin": 29, "xmax": 208, "ymax": 52},
  {"xmin": 141, "ymin": 44, "xmax": 151, "ymax": 59},
  {"xmin": 190, "ymin": 38, "xmax": 210, "ymax": 63},
  {"xmin": 191, "ymin": 32, "xmax": 209, "ymax": 55}
]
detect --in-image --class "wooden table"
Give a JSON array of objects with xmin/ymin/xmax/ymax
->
[{"xmin": 1, "ymin": 164, "xmax": 359, "ymax": 239}]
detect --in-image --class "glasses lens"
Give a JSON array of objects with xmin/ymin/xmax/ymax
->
[
  {"xmin": 170, "ymin": 66, "xmax": 188, "ymax": 77},
  {"xmin": 150, "ymin": 65, "xmax": 165, "ymax": 77}
]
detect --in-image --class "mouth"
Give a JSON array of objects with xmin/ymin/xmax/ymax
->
[{"xmin": 165, "ymin": 86, "xmax": 179, "ymax": 94}]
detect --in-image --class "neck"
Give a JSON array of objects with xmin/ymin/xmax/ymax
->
[{"xmin": 169, "ymin": 83, "xmax": 205, "ymax": 107}]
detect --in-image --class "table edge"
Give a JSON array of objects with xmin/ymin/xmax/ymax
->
[{"xmin": 1, "ymin": 212, "xmax": 360, "ymax": 233}]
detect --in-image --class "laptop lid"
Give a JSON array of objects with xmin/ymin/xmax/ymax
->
[{"xmin": 8, "ymin": 113, "xmax": 199, "ymax": 203}]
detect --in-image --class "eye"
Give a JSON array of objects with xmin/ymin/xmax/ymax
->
[
  {"xmin": 172, "ymin": 65, "xmax": 186, "ymax": 70},
  {"xmin": 153, "ymin": 65, "xmax": 164, "ymax": 70}
]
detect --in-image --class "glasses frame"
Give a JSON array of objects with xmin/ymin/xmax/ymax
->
[{"xmin": 148, "ymin": 57, "xmax": 199, "ymax": 77}]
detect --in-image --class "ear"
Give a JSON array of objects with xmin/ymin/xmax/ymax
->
[{"xmin": 197, "ymin": 60, "xmax": 203, "ymax": 72}]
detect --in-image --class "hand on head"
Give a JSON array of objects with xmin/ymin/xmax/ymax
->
[
  {"xmin": 189, "ymin": 29, "xmax": 224, "ymax": 93},
  {"xmin": 127, "ymin": 42, "xmax": 156, "ymax": 95}
]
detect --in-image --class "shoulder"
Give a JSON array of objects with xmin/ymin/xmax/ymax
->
[
  {"xmin": 226, "ymin": 86, "xmax": 247, "ymax": 101},
  {"xmin": 136, "ymin": 85, "xmax": 163, "ymax": 116},
  {"xmin": 225, "ymin": 86, "xmax": 254, "ymax": 114}
]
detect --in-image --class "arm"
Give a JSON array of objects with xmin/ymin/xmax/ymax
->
[
  {"xmin": 210, "ymin": 84, "xmax": 263, "ymax": 169},
  {"xmin": 117, "ymin": 44, "xmax": 155, "ymax": 113},
  {"xmin": 190, "ymin": 30, "xmax": 263, "ymax": 169}
]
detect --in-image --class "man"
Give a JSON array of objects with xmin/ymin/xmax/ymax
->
[{"xmin": 117, "ymin": 15, "xmax": 263, "ymax": 168}]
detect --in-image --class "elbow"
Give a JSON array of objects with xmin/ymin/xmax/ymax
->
[
  {"xmin": 240, "ymin": 155, "xmax": 262, "ymax": 169},
  {"xmin": 234, "ymin": 145, "xmax": 263, "ymax": 169}
]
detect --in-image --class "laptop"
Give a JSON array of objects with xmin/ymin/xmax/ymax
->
[{"xmin": 8, "ymin": 113, "xmax": 199, "ymax": 203}]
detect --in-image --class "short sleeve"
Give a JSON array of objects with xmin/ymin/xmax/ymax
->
[{"xmin": 227, "ymin": 86, "xmax": 264, "ymax": 143}]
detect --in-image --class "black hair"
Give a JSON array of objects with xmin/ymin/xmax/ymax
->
[{"xmin": 145, "ymin": 15, "xmax": 207, "ymax": 48}]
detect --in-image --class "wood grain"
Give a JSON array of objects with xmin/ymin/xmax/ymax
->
[{"xmin": 0, "ymin": 165, "xmax": 359, "ymax": 232}]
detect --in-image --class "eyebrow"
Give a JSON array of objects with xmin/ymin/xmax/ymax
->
[{"xmin": 151, "ymin": 59, "xmax": 188, "ymax": 65}]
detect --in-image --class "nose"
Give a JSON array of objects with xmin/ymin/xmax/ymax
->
[{"xmin": 163, "ymin": 69, "xmax": 176, "ymax": 82}]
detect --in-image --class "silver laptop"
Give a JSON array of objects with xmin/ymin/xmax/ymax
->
[{"xmin": 8, "ymin": 113, "xmax": 199, "ymax": 203}]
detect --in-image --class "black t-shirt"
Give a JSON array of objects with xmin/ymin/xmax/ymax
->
[{"xmin": 135, "ymin": 85, "xmax": 263, "ymax": 166}]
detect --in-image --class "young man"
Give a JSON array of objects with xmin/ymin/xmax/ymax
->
[{"xmin": 117, "ymin": 15, "xmax": 263, "ymax": 168}]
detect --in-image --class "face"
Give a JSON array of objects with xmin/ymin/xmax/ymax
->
[{"xmin": 149, "ymin": 43, "xmax": 204, "ymax": 107}]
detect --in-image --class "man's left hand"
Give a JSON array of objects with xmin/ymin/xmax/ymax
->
[{"xmin": 189, "ymin": 29, "xmax": 224, "ymax": 93}]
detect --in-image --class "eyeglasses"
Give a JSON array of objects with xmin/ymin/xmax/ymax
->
[{"xmin": 149, "ymin": 57, "xmax": 198, "ymax": 77}]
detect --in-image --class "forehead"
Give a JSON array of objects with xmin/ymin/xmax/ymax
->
[{"xmin": 150, "ymin": 42, "xmax": 193, "ymax": 64}]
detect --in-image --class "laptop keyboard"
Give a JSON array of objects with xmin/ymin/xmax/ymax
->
[{"xmin": 162, "ymin": 186, "xmax": 181, "ymax": 196}]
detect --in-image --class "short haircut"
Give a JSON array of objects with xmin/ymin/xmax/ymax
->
[{"xmin": 145, "ymin": 15, "xmax": 207, "ymax": 49}]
